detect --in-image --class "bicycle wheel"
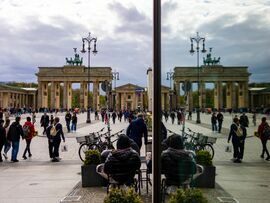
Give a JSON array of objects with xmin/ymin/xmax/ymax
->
[
  {"xmin": 78, "ymin": 143, "xmax": 89, "ymax": 162},
  {"xmin": 194, "ymin": 144, "xmax": 204, "ymax": 153},
  {"xmin": 203, "ymin": 143, "xmax": 215, "ymax": 159},
  {"xmin": 78, "ymin": 143, "xmax": 100, "ymax": 162}
]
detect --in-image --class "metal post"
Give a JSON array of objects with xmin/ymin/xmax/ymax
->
[
  {"xmin": 190, "ymin": 32, "xmax": 206, "ymax": 124},
  {"xmin": 167, "ymin": 71, "xmax": 173, "ymax": 111},
  {"xmin": 81, "ymin": 32, "xmax": 98, "ymax": 124},
  {"xmin": 87, "ymin": 46, "xmax": 91, "ymax": 123},
  {"xmin": 153, "ymin": 0, "xmax": 162, "ymax": 202}
]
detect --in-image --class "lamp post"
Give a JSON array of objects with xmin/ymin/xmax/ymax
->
[
  {"xmin": 189, "ymin": 32, "xmax": 206, "ymax": 124},
  {"xmin": 81, "ymin": 32, "xmax": 98, "ymax": 123},
  {"xmin": 112, "ymin": 70, "xmax": 119, "ymax": 111},
  {"xmin": 166, "ymin": 70, "xmax": 174, "ymax": 111}
]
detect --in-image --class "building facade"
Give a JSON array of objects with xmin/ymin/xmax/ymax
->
[
  {"xmin": 0, "ymin": 84, "xmax": 37, "ymax": 109},
  {"xmin": 35, "ymin": 65, "xmax": 112, "ymax": 110},
  {"xmin": 174, "ymin": 65, "xmax": 251, "ymax": 111}
]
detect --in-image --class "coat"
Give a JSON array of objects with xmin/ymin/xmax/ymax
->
[
  {"xmin": 126, "ymin": 118, "xmax": 148, "ymax": 148},
  {"xmin": 228, "ymin": 123, "xmax": 247, "ymax": 143},
  {"xmin": 104, "ymin": 148, "xmax": 141, "ymax": 184},
  {"xmin": 161, "ymin": 148, "xmax": 197, "ymax": 185},
  {"xmin": 7, "ymin": 121, "xmax": 24, "ymax": 142},
  {"xmin": 23, "ymin": 121, "xmax": 35, "ymax": 140}
]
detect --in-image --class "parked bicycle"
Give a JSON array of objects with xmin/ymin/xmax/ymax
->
[
  {"xmin": 76, "ymin": 128, "xmax": 125, "ymax": 162},
  {"xmin": 167, "ymin": 128, "xmax": 216, "ymax": 159}
]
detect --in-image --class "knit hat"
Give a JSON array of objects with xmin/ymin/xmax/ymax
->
[{"xmin": 117, "ymin": 135, "xmax": 131, "ymax": 149}]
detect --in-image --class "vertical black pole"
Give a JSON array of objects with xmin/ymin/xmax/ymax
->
[{"xmin": 153, "ymin": 0, "xmax": 162, "ymax": 202}]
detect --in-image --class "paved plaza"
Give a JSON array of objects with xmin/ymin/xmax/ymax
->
[{"xmin": 0, "ymin": 112, "xmax": 270, "ymax": 203}]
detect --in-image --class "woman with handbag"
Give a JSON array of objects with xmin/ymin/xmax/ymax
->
[{"xmin": 258, "ymin": 117, "xmax": 270, "ymax": 161}]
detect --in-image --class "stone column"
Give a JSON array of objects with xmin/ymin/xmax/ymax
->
[
  {"xmin": 132, "ymin": 93, "xmax": 136, "ymax": 110},
  {"xmin": 54, "ymin": 82, "xmax": 60, "ymax": 109},
  {"xmin": 161, "ymin": 93, "xmax": 164, "ymax": 111},
  {"xmin": 199, "ymin": 82, "xmax": 206, "ymax": 109},
  {"xmin": 80, "ymin": 82, "xmax": 88, "ymax": 109},
  {"xmin": 174, "ymin": 81, "xmax": 180, "ymax": 109},
  {"xmin": 188, "ymin": 83, "xmax": 193, "ymax": 111},
  {"xmin": 50, "ymin": 82, "xmax": 55, "ymax": 109},
  {"xmin": 244, "ymin": 81, "xmax": 249, "ymax": 108},
  {"xmin": 214, "ymin": 81, "xmax": 223, "ymax": 110},
  {"xmin": 226, "ymin": 82, "xmax": 232, "ymax": 109},
  {"xmin": 93, "ymin": 80, "xmax": 99, "ymax": 111},
  {"xmin": 238, "ymin": 82, "xmax": 244, "ymax": 108},
  {"xmin": 38, "ymin": 82, "xmax": 42, "ymax": 109},
  {"xmin": 231, "ymin": 82, "xmax": 237, "ymax": 109},
  {"xmin": 63, "ymin": 82, "xmax": 72, "ymax": 110}
]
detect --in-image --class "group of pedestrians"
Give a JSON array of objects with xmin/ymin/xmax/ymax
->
[
  {"xmin": 211, "ymin": 111, "xmax": 224, "ymax": 133},
  {"xmin": 0, "ymin": 116, "xmax": 36, "ymax": 162},
  {"xmin": 64, "ymin": 111, "xmax": 77, "ymax": 133}
]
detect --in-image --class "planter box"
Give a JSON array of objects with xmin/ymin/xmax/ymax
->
[
  {"xmin": 194, "ymin": 165, "xmax": 216, "ymax": 188},
  {"xmin": 81, "ymin": 165, "xmax": 107, "ymax": 187}
]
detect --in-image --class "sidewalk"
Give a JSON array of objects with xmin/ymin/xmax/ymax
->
[{"xmin": 0, "ymin": 113, "xmax": 269, "ymax": 202}]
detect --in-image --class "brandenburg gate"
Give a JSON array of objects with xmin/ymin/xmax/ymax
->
[
  {"xmin": 174, "ymin": 65, "xmax": 251, "ymax": 110},
  {"xmin": 36, "ymin": 65, "xmax": 112, "ymax": 110}
]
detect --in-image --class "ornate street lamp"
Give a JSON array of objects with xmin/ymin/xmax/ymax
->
[
  {"xmin": 81, "ymin": 32, "xmax": 98, "ymax": 123},
  {"xmin": 112, "ymin": 70, "xmax": 119, "ymax": 111},
  {"xmin": 166, "ymin": 70, "xmax": 174, "ymax": 111},
  {"xmin": 189, "ymin": 32, "xmax": 206, "ymax": 124}
]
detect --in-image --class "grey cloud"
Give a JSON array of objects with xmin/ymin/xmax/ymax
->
[
  {"xmin": 108, "ymin": 2, "xmax": 152, "ymax": 37},
  {"xmin": 162, "ymin": 0, "xmax": 178, "ymax": 19}
]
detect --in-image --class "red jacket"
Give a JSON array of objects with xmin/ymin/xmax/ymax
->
[
  {"xmin": 258, "ymin": 121, "xmax": 269, "ymax": 141},
  {"xmin": 23, "ymin": 121, "xmax": 35, "ymax": 140}
]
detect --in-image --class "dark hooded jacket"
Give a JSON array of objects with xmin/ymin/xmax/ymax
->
[
  {"xmin": 126, "ymin": 117, "xmax": 148, "ymax": 148},
  {"xmin": 161, "ymin": 135, "xmax": 197, "ymax": 186},
  {"xmin": 104, "ymin": 148, "xmax": 141, "ymax": 184}
]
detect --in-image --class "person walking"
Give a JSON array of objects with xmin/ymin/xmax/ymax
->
[
  {"xmin": 126, "ymin": 113, "xmax": 148, "ymax": 150},
  {"xmin": 240, "ymin": 113, "xmax": 249, "ymax": 128},
  {"xmin": 217, "ymin": 111, "xmax": 224, "ymax": 133},
  {"xmin": 252, "ymin": 113, "xmax": 256, "ymax": 126},
  {"xmin": 65, "ymin": 111, "xmax": 72, "ymax": 133},
  {"xmin": 32, "ymin": 111, "xmax": 36, "ymax": 125},
  {"xmin": 258, "ymin": 117, "xmax": 270, "ymax": 161},
  {"xmin": 211, "ymin": 113, "xmax": 218, "ymax": 132},
  {"xmin": 111, "ymin": 111, "xmax": 117, "ymax": 124},
  {"xmin": 49, "ymin": 117, "xmax": 65, "ymax": 162},
  {"xmin": 170, "ymin": 111, "xmax": 175, "ymax": 124},
  {"xmin": 71, "ymin": 113, "xmax": 77, "ymax": 132},
  {"xmin": 228, "ymin": 117, "xmax": 247, "ymax": 163},
  {"xmin": 3, "ymin": 119, "xmax": 11, "ymax": 160},
  {"xmin": 177, "ymin": 111, "xmax": 182, "ymax": 125},
  {"xmin": 7, "ymin": 116, "xmax": 24, "ymax": 162},
  {"xmin": 40, "ymin": 112, "xmax": 49, "ymax": 135},
  {"xmin": 22, "ymin": 117, "xmax": 35, "ymax": 160},
  {"xmin": 0, "ymin": 119, "xmax": 6, "ymax": 162}
]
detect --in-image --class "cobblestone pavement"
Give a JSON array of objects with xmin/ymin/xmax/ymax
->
[{"xmin": 1, "ymin": 112, "xmax": 270, "ymax": 203}]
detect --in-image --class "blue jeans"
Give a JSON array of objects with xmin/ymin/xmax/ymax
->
[
  {"xmin": 11, "ymin": 141, "xmax": 20, "ymax": 161},
  {"xmin": 71, "ymin": 123, "xmax": 76, "ymax": 131}
]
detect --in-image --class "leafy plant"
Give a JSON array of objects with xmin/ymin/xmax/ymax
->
[
  {"xmin": 84, "ymin": 149, "xmax": 101, "ymax": 165},
  {"xmin": 169, "ymin": 188, "xmax": 208, "ymax": 203},
  {"xmin": 104, "ymin": 188, "xmax": 143, "ymax": 203},
  {"xmin": 195, "ymin": 150, "xmax": 212, "ymax": 166}
]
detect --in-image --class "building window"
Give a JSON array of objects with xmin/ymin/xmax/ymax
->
[{"xmin": 128, "ymin": 95, "xmax": 131, "ymax": 99}]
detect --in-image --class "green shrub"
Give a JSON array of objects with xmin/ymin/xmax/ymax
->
[
  {"xmin": 104, "ymin": 188, "xmax": 143, "ymax": 203},
  {"xmin": 169, "ymin": 188, "xmax": 208, "ymax": 203},
  {"xmin": 84, "ymin": 149, "xmax": 101, "ymax": 165},
  {"xmin": 195, "ymin": 150, "xmax": 212, "ymax": 166}
]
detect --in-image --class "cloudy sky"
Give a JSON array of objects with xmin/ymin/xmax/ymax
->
[{"xmin": 0, "ymin": 0, "xmax": 269, "ymax": 87}]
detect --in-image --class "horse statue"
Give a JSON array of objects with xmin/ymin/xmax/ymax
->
[
  {"xmin": 66, "ymin": 57, "xmax": 74, "ymax": 65},
  {"xmin": 203, "ymin": 53, "xmax": 212, "ymax": 66},
  {"xmin": 212, "ymin": 57, "xmax": 220, "ymax": 65}
]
